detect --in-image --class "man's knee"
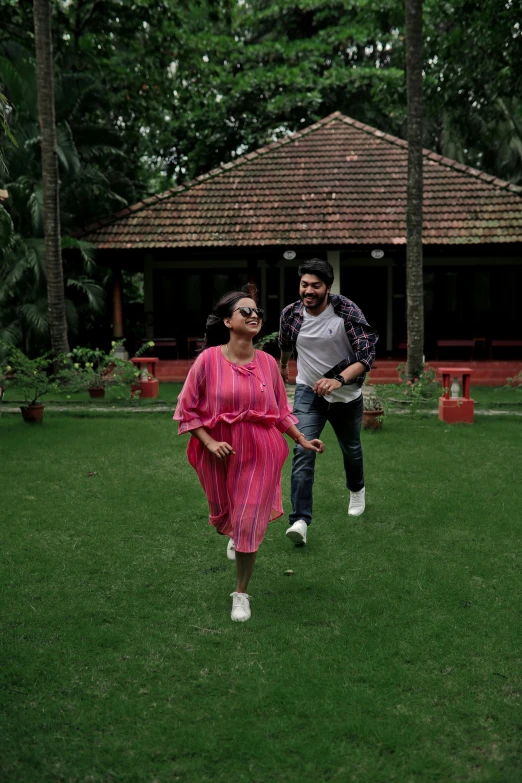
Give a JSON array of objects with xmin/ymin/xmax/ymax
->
[{"xmin": 292, "ymin": 445, "xmax": 316, "ymax": 472}]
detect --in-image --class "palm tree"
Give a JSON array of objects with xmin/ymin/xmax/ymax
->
[
  {"xmin": 33, "ymin": 0, "xmax": 69, "ymax": 355},
  {"xmin": 405, "ymin": 0, "xmax": 424, "ymax": 379},
  {"xmin": 0, "ymin": 43, "xmax": 132, "ymax": 354}
]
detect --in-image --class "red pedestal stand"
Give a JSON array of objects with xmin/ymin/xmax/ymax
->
[
  {"xmin": 131, "ymin": 357, "xmax": 160, "ymax": 399},
  {"xmin": 438, "ymin": 367, "xmax": 474, "ymax": 424}
]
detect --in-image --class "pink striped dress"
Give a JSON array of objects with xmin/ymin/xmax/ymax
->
[{"xmin": 174, "ymin": 346, "xmax": 298, "ymax": 552}]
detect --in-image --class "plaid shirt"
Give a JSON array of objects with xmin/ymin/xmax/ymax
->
[{"xmin": 278, "ymin": 294, "xmax": 379, "ymax": 387}]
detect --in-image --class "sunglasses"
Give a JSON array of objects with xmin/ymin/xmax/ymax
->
[{"xmin": 233, "ymin": 307, "xmax": 264, "ymax": 319}]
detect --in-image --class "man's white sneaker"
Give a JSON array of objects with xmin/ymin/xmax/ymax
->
[
  {"xmin": 230, "ymin": 592, "xmax": 251, "ymax": 622},
  {"xmin": 348, "ymin": 487, "xmax": 366, "ymax": 516},
  {"xmin": 286, "ymin": 520, "xmax": 308, "ymax": 545},
  {"xmin": 227, "ymin": 538, "xmax": 236, "ymax": 561}
]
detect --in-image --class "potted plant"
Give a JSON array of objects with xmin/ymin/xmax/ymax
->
[
  {"xmin": 2, "ymin": 346, "xmax": 55, "ymax": 423},
  {"xmin": 396, "ymin": 362, "xmax": 441, "ymax": 414},
  {"xmin": 127, "ymin": 341, "xmax": 157, "ymax": 398},
  {"xmin": 59, "ymin": 341, "xmax": 144, "ymax": 401},
  {"xmin": 63, "ymin": 346, "xmax": 114, "ymax": 398},
  {"xmin": 362, "ymin": 390, "xmax": 384, "ymax": 430}
]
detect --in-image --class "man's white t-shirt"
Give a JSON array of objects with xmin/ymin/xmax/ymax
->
[{"xmin": 296, "ymin": 303, "xmax": 362, "ymax": 403}]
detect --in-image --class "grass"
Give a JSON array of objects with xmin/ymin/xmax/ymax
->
[{"xmin": 1, "ymin": 413, "xmax": 521, "ymax": 782}]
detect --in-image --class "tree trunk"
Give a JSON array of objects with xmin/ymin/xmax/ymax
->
[
  {"xmin": 405, "ymin": 0, "xmax": 424, "ymax": 379},
  {"xmin": 33, "ymin": 0, "xmax": 69, "ymax": 356}
]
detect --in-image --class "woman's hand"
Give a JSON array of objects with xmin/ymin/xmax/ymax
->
[
  {"xmin": 300, "ymin": 438, "xmax": 325, "ymax": 453},
  {"xmin": 206, "ymin": 439, "xmax": 235, "ymax": 460}
]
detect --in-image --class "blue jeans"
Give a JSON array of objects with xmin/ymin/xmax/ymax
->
[{"xmin": 290, "ymin": 384, "xmax": 364, "ymax": 526}]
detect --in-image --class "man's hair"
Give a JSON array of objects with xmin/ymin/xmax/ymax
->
[{"xmin": 297, "ymin": 258, "xmax": 334, "ymax": 287}]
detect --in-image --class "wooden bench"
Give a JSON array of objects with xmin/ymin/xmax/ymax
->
[
  {"xmin": 489, "ymin": 339, "xmax": 522, "ymax": 359},
  {"xmin": 139, "ymin": 338, "xmax": 178, "ymax": 358},
  {"xmin": 436, "ymin": 340, "xmax": 473, "ymax": 359}
]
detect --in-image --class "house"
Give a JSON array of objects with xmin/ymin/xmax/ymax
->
[{"xmin": 81, "ymin": 112, "xmax": 522, "ymax": 379}]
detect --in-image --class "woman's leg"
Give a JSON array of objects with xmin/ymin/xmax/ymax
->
[{"xmin": 235, "ymin": 551, "xmax": 257, "ymax": 593}]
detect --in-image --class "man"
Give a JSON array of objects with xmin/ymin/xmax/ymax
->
[{"xmin": 279, "ymin": 258, "xmax": 378, "ymax": 545}]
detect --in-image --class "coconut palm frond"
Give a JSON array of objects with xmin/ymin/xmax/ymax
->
[
  {"xmin": 19, "ymin": 300, "xmax": 49, "ymax": 336},
  {"xmin": 0, "ymin": 204, "xmax": 15, "ymax": 249},
  {"xmin": 0, "ymin": 56, "xmax": 28, "ymax": 113},
  {"xmin": 3, "ymin": 251, "xmax": 30, "ymax": 289},
  {"xmin": 64, "ymin": 297, "xmax": 79, "ymax": 333},
  {"xmin": 61, "ymin": 235, "xmax": 97, "ymax": 273},
  {"xmin": 75, "ymin": 162, "xmax": 111, "ymax": 187},
  {"xmin": 79, "ymin": 144, "xmax": 126, "ymax": 163},
  {"xmin": 66, "ymin": 276, "xmax": 105, "ymax": 311},
  {"xmin": 56, "ymin": 73, "xmax": 98, "ymax": 123},
  {"xmin": 56, "ymin": 122, "xmax": 80, "ymax": 176},
  {"xmin": 0, "ymin": 320, "xmax": 22, "ymax": 346},
  {"xmin": 4, "ymin": 236, "xmax": 46, "ymax": 288},
  {"xmin": 0, "ymin": 42, "xmax": 37, "ymax": 113},
  {"xmin": 23, "ymin": 237, "xmax": 46, "ymax": 282}
]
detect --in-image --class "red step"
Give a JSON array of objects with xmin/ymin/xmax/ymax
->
[{"xmin": 153, "ymin": 358, "xmax": 522, "ymax": 386}]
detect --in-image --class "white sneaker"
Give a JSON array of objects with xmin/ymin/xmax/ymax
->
[
  {"xmin": 348, "ymin": 487, "xmax": 366, "ymax": 516},
  {"xmin": 286, "ymin": 520, "xmax": 308, "ymax": 545},
  {"xmin": 227, "ymin": 538, "xmax": 236, "ymax": 561},
  {"xmin": 230, "ymin": 592, "xmax": 251, "ymax": 622}
]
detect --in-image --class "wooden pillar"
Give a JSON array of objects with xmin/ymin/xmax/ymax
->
[
  {"xmin": 260, "ymin": 260, "xmax": 267, "ymax": 314},
  {"xmin": 327, "ymin": 250, "xmax": 340, "ymax": 294},
  {"xmin": 112, "ymin": 268, "xmax": 124, "ymax": 340},
  {"xmin": 387, "ymin": 263, "xmax": 393, "ymax": 352},
  {"xmin": 247, "ymin": 257, "xmax": 258, "ymax": 300}
]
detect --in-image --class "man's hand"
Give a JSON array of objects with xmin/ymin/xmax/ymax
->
[
  {"xmin": 280, "ymin": 363, "xmax": 289, "ymax": 383},
  {"xmin": 313, "ymin": 377, "xmax": 343, "ymax": 397},
  {"xmin": 206, "ymin": 440, "xmax": 235, "ymax": 460}
]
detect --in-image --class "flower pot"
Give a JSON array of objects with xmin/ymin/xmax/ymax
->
[
  {"xmin": 137, "ymin": 378, "xmax": 159, "ymax": 399},
  {"xmin": 20, "ymin": 403, "xmax": 44, "ymax": 424},
  {"xmin": 363, "ymin": 409, "xmax": 383, "ymax": 430},
  {"xmin": 88, "ymin": 386, "xmax": 105, "ymax": 399}
]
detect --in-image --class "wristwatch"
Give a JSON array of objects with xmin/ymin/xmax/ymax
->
[{"xmin": 333, "ymin": 374, "xmax": 346, "ymax": 386}]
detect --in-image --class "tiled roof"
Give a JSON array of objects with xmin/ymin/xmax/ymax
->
[{"xmin": 82, "ymin": 112, "xmax": 522, "ymax": 248}]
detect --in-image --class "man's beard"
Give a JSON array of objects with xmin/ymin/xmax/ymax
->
[{"xmin": 301, "ymin": 290, "xmax": 328, "ymax": 311}]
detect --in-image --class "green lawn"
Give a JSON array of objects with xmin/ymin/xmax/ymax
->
[{"xmin": 1, "ymin": 413, "xmax": 521, "ymax": 782}]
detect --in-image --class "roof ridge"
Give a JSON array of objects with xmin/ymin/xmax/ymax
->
[{"xmin": 336, "ymin": 113, "xmax": 522, "ymax": 194}]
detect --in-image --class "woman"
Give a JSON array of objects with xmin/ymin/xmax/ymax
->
[{"xmin": 174, "ymin": 290, "xmax": 325, "ymax": 623}]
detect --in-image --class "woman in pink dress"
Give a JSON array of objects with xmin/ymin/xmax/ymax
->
[{"xmin": 174, "ymin": 290, "xmax": 325, "ymax": 623}]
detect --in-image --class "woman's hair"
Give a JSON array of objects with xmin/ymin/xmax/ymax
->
[{"xmin": 203, "ymin": 286, "xmax": 258, "ymax": 349}]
